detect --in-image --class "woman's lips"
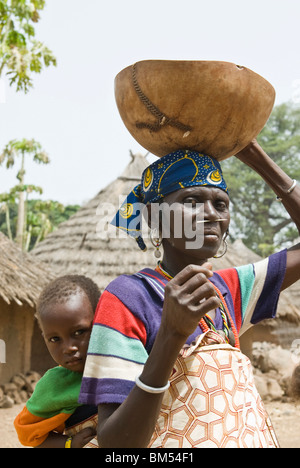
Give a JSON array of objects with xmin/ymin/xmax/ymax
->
[
  {"xmin": 203, "ymin": 229, "xmax": 220, "ymax": 242},
  {"xmin": 203, "ymin": 227, "xmax": 220, "ymax": 235},
  {"xmin": 204, "ymin": 234, "xmax": 219, "ymax": 242}
]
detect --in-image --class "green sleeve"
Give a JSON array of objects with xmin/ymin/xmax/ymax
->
[{"xmin": 26, "ymin": 366, "xmax": 82, "ymax": 418}]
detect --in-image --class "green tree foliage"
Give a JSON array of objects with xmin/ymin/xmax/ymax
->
[
  {"xmin": 222, "ymin": 102, "xmax": 300, "ymax": 256},
  {"xmin": 0, "ymin": 199, "xmax": 80, "ymax": 251},
  {"xmin": 0, "ymin": 0, "xmax": 56, "ymax": 92},
  {"xmin": 0, "ymin": 138, "xmax": 80, "ymax": 250}
]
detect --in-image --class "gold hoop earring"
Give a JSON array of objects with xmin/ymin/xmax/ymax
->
[
  {"xmin": 150, "ymin": 229, "xmax": 162, "ymax": 259},
  {"xmin": 214, "ymin": 230, "xmax": 229, "ymax": 259}
]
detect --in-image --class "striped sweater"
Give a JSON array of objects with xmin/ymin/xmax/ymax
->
[{"xmin": 79, "ymin": 249, "xmax": 287, "ymax": 406}]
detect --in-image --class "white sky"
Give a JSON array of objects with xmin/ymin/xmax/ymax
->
[{"xmin": 1, "ymin": 0, "xmax": 300, "ymax": 205}]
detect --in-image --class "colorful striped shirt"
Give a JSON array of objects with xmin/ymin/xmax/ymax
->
[{"xmin": 79, "ymin": 249, "xmax": 287, "ymax": 406}]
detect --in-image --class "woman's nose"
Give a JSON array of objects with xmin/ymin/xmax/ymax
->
[{"xmin": 204, "ymin": 201, "xmax": 219, "ymax": 220}]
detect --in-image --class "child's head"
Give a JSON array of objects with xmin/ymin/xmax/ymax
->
[{"xmin": 36, "ymin": 275, "xmax": 101, "ymax": 373}]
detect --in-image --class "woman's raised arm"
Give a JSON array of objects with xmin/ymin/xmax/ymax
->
[{"xmin": 236, "ymin": 140, "xmax": 300, "ymax": 290}]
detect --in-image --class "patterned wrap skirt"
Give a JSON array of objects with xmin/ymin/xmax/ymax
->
[{"xmin": 148, "ymin": 330, "xmax": 279, "ymax": 448}]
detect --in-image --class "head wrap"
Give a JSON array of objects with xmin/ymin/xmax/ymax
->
[{"xmin": 111, "ymin": 150, "xmax": 228, "ymax": 251}]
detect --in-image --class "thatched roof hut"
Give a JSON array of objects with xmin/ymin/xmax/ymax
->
[
  {"xmin": 0, "ymin": 232, "xmax": 55, "ymax": 307},
  {"xmin": 32, "ymin": 152, "xmax": 157, "ymax": 290},
  {"xmin": 0, "ymin": 233, "xmax": 56, "ymax": 383}
]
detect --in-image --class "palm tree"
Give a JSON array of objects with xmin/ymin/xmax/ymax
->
[{"xmin": 0, "ymin": 138, "xmax": 49, "ymax": 248}]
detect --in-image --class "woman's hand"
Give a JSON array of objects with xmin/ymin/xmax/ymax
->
[{"xmin": 161, "ymin": 263, "xmax": 220, "ymax": 340}]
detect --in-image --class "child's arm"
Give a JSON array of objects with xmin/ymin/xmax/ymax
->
[{"xmin": 36, "ymin": 427, "xmax": 96, "ymax": 448}]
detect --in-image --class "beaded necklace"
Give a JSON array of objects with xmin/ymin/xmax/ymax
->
[{"xmin": 155, "ymin": 262, "xmax": 240, "ymax": 349}]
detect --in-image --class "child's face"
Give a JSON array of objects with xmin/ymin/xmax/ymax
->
[{"xmin": 40, "ymin": 291, "xmax": 94, "ymax": 373}]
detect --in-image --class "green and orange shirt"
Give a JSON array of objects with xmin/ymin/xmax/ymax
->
[{"xmin": 14, "ymin": 366, "xmax": 96, "ymax": 447}]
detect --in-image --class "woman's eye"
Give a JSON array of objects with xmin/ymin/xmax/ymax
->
[
  {"xmin": 183, "ymin": 198, "xmax": 199, "ymax": 207},
  {"xmin": 215, "ymin": 200, "xmax": 228, "ymax": 210}
]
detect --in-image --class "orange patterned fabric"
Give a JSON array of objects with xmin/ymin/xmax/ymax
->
[
  {"xmin": 148, "ymin": 331, "xmax": 279, "ymax": 448},
  {"xmin": 14, "ymin": 406, "xmax": 69, "ymax": 447}
]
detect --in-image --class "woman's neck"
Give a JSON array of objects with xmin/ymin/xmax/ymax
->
[{"xmin": 161, "ymin": 241, "xmax": 208, "ymax": 278}]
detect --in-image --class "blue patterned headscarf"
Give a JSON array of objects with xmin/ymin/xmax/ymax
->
[{"xmin": 111, "ymin": 150, "xmax": 228, "ymax": 251}]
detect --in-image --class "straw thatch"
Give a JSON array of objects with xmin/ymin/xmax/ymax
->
[
  {"xmin": 0, "ymin": 232, "xmax": 56, "ymax": 307},
  {"xmin": 32, "ymin": 153, "xmax": 157, "ymax": 291},
  {"xmin": 32, "ymin": 152, "xmax": 300, "ymax": 326}
]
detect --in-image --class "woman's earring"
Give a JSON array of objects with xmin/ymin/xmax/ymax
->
[
  {"xmin": 214, "ymin": 230, "xmax": 229, "ymax": 259},
  {"xmin": 150, "ymin": 229, "xmax": 162, "ymax": 259}
]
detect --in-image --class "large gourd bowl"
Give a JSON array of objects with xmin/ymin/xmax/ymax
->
[{"xmin": 115, "ymin": 60, "xmax": 275, "ymax": 160}]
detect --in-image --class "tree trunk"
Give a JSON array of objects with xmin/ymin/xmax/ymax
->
[
  {"xmin": 15, "ymin": 153, "xmax": 25, "ymax": 249},
  {"xmin": 5, "ymin": 203, "xmax": 13, "ymax": 241},
  {"xmin": 24, "ymin": 224, "xmax": 32, "ymax": 252}
]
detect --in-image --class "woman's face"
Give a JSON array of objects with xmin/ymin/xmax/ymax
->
[{"xmin": 159, "ymin": 186, "xmax": 230, "ymax": 260}]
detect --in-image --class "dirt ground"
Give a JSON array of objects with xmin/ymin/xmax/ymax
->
[{"xmin": 1, "ymin": 401, "xmax": 300, "ymax": 448}]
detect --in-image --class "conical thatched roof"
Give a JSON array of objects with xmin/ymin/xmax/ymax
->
[
  {"xmin": 32, "ymin": 153, "xmax": 157, "ymax": 291},
  {"xmin": 0, "ymin": 232, "xmax": 56, "ymax": 307}
]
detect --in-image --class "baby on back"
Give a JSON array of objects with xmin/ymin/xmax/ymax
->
[{"xmin": 14, "ymin": 275, "xmax": 101, "ymax": 448}]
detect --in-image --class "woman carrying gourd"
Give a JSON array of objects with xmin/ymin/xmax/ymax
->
[{"xmin": 79, "ymin": 140, "xmax": 300, "ymax": 448}]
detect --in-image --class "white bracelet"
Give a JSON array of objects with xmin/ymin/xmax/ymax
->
[
  {"xmin": 135, "ymin": 375, "xmax": 170, "ymax": 394},
  {"xmin": 287, "ymin": 179, "xmax": 298, "ymax": 193},
  {"xmin": 276, "ymin": 179, "xmax": 297, "ymax": 202}
]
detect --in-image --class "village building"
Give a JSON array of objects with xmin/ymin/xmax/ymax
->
[
  {"xmin": 0, "ymin": 233, "xmax": 56, "ymax": 385},
  {"xmin": 32, "ymin": 152, "xmax": 156, "ymax": 291}
]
